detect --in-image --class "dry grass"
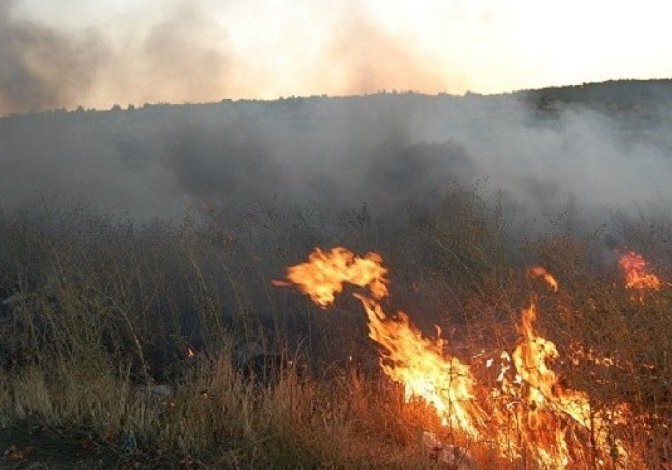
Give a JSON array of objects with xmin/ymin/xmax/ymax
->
[{"xmin": 0, "ymin": 192, "xmax": 670, "ymax": 468}]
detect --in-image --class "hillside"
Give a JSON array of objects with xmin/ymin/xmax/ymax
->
[
  {"xmin": 1, "ymin": 79, "xmax": 671, "ymax": 223},
  {"xmin": 0, "ymin": 79, "xmax": 671, "ymax": 467}
]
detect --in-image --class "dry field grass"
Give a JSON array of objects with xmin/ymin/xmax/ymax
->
[{"xmin": 0, "ymin": 189, "xmax": 670, "ymax": 468}]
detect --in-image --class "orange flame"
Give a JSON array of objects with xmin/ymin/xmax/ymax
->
[
  {"xmin": 274, "ymin": 247, "xmax": 636, "ymax": 468},
  {"xmin": 617, "ymin": 250, "xmax": 661, "ymax": 291},
  {"xmin": 527, "ymin": 265, "xmax": 559, "ymax": 292},
  {"xmin": 355, "ymin": 293, "xmax": 484, "ymax": 438},
  {"xmin": 510, "ymin": 302, "xmax": 588, "ymax": 465},
  {"xmin": 187, "ymin": 346, "xmax": 196, "ymax": 358},
  {"xmin": 275, "ymin": 246, "xmax": 482, "ymax": 436},
  {"xmin": 272, "ymin": 247, "xmax": 388, "ymax": 307},
  {"xmin": 499, "ymin": 302, "xmax": 627, "ymax": 468}
]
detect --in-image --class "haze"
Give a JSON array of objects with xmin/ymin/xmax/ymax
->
[
  {"xmin": 2, "ymin": 0, "xmax": 672, "ymax": 115},
  {"xmin": 1, "ymin": 0, "xmax": 671, "ymax": 230}
]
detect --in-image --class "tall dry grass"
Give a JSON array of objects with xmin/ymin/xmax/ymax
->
[{"xmin": 0, "ymin": 190, "xmax": 670, "ymax": 467}]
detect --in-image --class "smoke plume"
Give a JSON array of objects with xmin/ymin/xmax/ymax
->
[
  {"xmin": 0, "ymin": 1, "xmax": 109, "ymax": 115},
  {"xmin": 1, "ymin": 85, "xmax": 671, "ymax": 227}
]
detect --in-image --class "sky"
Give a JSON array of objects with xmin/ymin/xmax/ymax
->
[{"xmin": 2, "ymin": 0, "xmax": 672, "ymax": 115}]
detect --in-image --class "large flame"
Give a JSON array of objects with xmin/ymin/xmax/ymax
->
[
  {"xmin": 275, "ymin": 246, "xmax": 638, "ymax": 468},
  {"xmin": 617, "ymin": 249, "xmax": 661, "ymax": 291},
  {"xmin": 354, "ymin": 293, "xmax": 484, "ymax": 438},
  {"xmin": 505, "ymin": 300, "xmax": 627, "ymax": 467},
  {"xmin": 274, "ymin": 247, "xmax": 482, "ymax": 437}
]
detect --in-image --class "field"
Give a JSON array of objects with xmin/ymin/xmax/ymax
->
[
  {"xmin": 2, "ymin": 0, "xmax": 672, "ymax": 464},
  {"xmin": 0, "ymin": 185, "xmax": 671, "ymax": 469}
]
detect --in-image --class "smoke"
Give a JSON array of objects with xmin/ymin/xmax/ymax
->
[
  {"xmin": 322, "ymin": 11, "xmax": 456, "ymax": 96},
  {"xmin": 3, "ymin": 0, "xmax": 672, "ymax": 117},
  {"xmin": 0, "ymin": 0, "xmax": 521, "ymax": 116},
  {"xmin": 0, "ymin": 0, "xmax": 233, "ymax": 116},
  {"xmin": 111, "ymin": 1, "xmax": 232, "ymax": 107},
  {"xmin": 1, "ymin": 0, "xmax": 449, "ymax": 116},
  {"xmin": 1, "ymin": 3, "xmax": 671, "ymax": 227},
  {"xmin": 4, "ymin": 0, "xmax": 671, "ymax": 117},
  {"xmin": 414, "ymin": 97, "xmax": 672, "ymax": 219},
  {"xmin": 1, "ymin": 87, "xmax": 671, "ymax": 227},
  {"xmin": 0, "ymin": 1, "xmax": 109, "ymax": 115}
]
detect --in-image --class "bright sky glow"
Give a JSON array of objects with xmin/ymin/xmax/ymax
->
[{"xmin": 4, "ymin": 0, "xmax": 672, "ymax": 112}]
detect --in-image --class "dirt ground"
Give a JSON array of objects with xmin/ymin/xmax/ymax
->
[{"xmin": 0, "ymin": 423, "xmax": 168, "ymax": 469}]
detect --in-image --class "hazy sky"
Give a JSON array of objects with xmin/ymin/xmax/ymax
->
[{"xmin": 2, "ymin": 0, "xmax": 671, "ymax": 114}]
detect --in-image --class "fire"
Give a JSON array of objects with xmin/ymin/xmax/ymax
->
[
  {"xmin": 617, "ymin": 249, "xmax": 661, "ymax": 291},
  {"xmin": 568, "ymin": 343, "xmax": 616, "ymax": 368},
  {"xmin": 272, "ymin": 247, "xmax": 388, "ymax": 307},
  {"xmin": 274, "ymin": 246, "xmax": 482, "ymax": 437},
  {"xmin": 513, "ymin": 302, "xmax": 560, "ymax": 406},
  {"xmin": 187, "ymin": 346, "xmax": 196, "ymax": 358},
  {"xmin": 506, "ymin": 300, "xmax": 626, "ymax": 467},
  {"xmin": 354, "ymin": 293, "xmax": 484, "ymax": 438},
  {"xmin": 275, "ymin": 247, "xmax": 637, "ymax": 468},
  {"xmin": 527, "ymin": 265, "xmax": 559, "ymax": 292}
]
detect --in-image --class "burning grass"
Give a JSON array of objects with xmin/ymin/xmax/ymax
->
[
  {"xmin": 0, "ymin": 193, "xmax": 671, "ymax": 468},
  {"xmin": 273, "ymin": 246, "xmax": 653, "ymax": 468}
]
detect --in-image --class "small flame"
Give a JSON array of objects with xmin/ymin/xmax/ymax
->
[
  {"xmin": 617, "ymin": 250, "xmax": 661, "ymax": 291},
  {"xmin": 568, "ymin": 342, "xmax": 617, "ymax": 368},
  {"xmin": 187, "ymin": 346, "xmax": 196, "ymax": 358},
  {"xmin": 272, "ymin": 247, "xmax": 388, "ymax": 307},
  {"xmin": 527, "ymin": 266, "xmax": 559, "ymax": 292}
]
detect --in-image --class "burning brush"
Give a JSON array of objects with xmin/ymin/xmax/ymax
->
[
  {"xmin": 274, "ymin": 246, "xmax": 641, "ymax": 468},
  {"xmin": 617, "ymin": 249, "xmax": 663, "ymax": 291}
]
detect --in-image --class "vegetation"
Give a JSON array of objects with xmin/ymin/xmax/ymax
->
[{"xmin": 0, "ymin": 186, "xmax": 670, "ymax": 468}]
